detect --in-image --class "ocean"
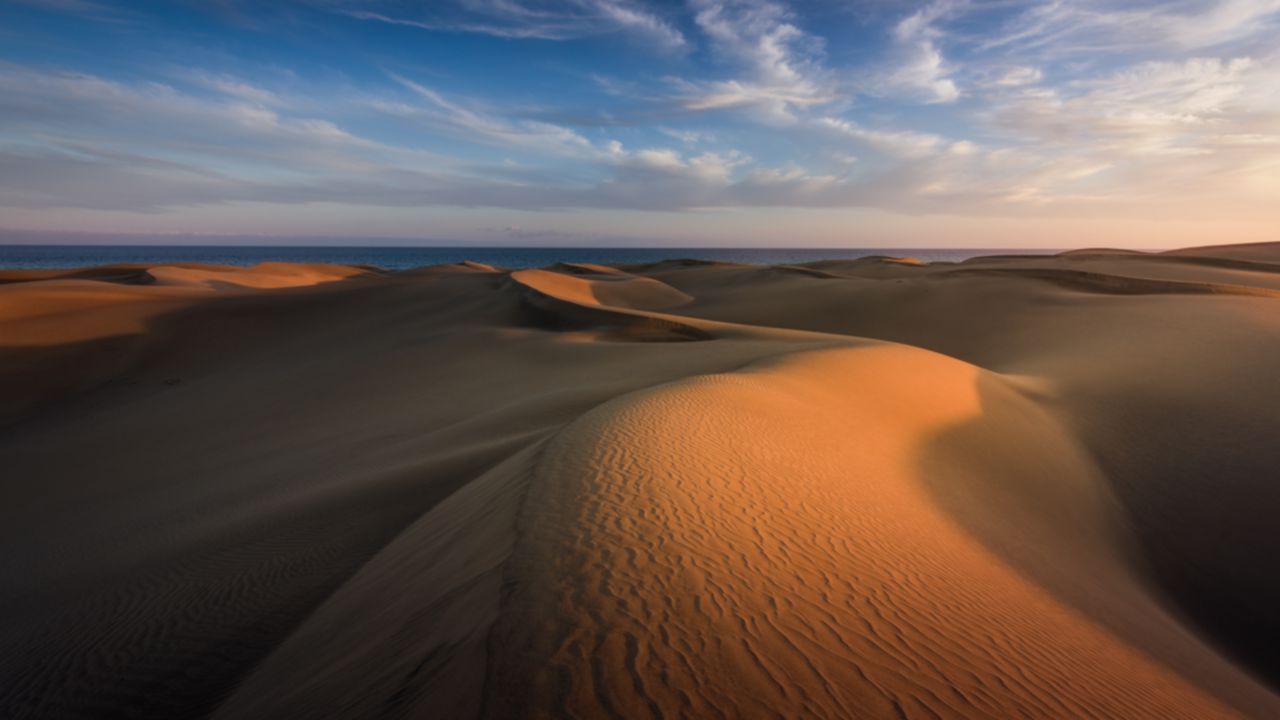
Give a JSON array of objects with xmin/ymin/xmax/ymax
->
[{"xmin": 0, "ymin": 245, "xmax": 1053, "ymax": 271}]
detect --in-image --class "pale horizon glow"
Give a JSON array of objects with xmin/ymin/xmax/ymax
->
[{"xmin": 1, "ymin": 1, "xmax": 1278, "ymax": 249}]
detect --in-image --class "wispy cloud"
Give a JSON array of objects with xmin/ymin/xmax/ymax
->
[
  {"xmin": 0, "ymin": 65, "xmax": 375, "ymax": 165},
  {"xmin": 816, "ymin": 117, "xmax": 949, "ymax": 160},
  {"xmin": 984, "ymin": 0, "xmax": 1280, "ymax": 54},
  {"xmin": 880, "ymin": 0, "xmax": 961, "ymax": 103},
  {"xmin": 337, "ymin": 0, "xmax": 686, "ymax": 49},
  {"xmin": 378, "ymin": 74, "xmax": 602, "ymax": 158},
  {"xmin": 179, "ymin": 69, "xmax": 282, "ymax": 105},
  {"xmin": 988, "ymin": 65, "xmax": 1043, "ymax": 87},
  {"xmin": 675, "ymin": 0, "xmax": 836, "ymax": 123},
  {"xmin": 985, "ymin": 53, "xmax": 1280, "ymax": 200}
]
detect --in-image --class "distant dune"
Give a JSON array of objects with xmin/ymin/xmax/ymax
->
[{"xmin": 3, "ymin": 246, "xmax": 1280, "ymax": 718}]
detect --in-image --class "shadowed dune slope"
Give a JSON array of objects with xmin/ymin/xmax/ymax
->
[{"xmin": 2, "ymin": 245, "xmax": 1280, "ymax": 718}]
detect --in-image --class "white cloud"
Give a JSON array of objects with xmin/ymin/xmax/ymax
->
[
  {"xmin": 680, "ymin": 0, "xmax": 836, "ymax": 123},
  {"xmin": 992, "ymin": 66, "xmax": 1043, "ymax": 87},
  {"xmin": 882, "ymin": 1, "xmax": 961, "ymax": 104},
  {"xmin": 656, "ymin": 126, "xmax": 716, "ymax": 145},
  {"xmin": 816, "ymin": 117, "xmax": 947, "ymax": 160},
  {"xmin": 180, "ymin": 69, "xmax": 281, "ymax": 105},
  {"xmin": 591, "ymin": 0, "xmax": 686, "ymax": 49},
  {"xmin": 995, "ymin": 56, "xmax": 1271, "ymax": 153},
  {"xmin": 981, "ymin": 52, "xmax": 1280, "ymax": 205},
  {"xmin": 680, "ymin": 78, "xmax": 832, "ymax": 121},
  {"xmin": 338, "ymin": 0, "xmax": 686, "ymax": 50},
  {"xmin": 379, "ymin": 75, "xmax": 602, "ymax": 158},
  {"xmin": 985, "ymin": 0, "xmax": 1280, "ymax": 55},
  {"xmin": 0, "ymin": 64, "xmax": 379, "ymax": 166}
]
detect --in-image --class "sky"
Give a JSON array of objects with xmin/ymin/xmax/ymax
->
[{"xmin": 1, "ymin": 0, "xmax": 1278, "ymax": 248}]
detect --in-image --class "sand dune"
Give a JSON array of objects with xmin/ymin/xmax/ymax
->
[
  {"xmin": 2, "ymin": 246, "xmax": 1280, "ymax": 718},
  {"xmin": 513, "ymin": 267, "xmax": 695, "ymax": 311}
]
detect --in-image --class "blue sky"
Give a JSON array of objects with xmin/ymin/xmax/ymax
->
[{"xmin": 1, "ymin": 0, "xmax": 1278, "ymax": 247}]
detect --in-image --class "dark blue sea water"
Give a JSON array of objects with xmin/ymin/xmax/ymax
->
[{"xmin": 0, "ymin": 245, "xmax": 1053, "ymax": 271}]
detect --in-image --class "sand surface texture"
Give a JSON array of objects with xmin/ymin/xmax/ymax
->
[{"xmin": 2, "ymin": 247, "xmax": 1279, "ymax": 718}]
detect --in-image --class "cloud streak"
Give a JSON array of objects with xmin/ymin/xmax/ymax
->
[
  {"xmin": 337, "ymin": 0, "xmax": 686, "ymax": 49},
  {"xmin": 983, "ymin": 0, "xmax": 1280, "ymax": 54},
  {"xmin": 883, "ymin": 0, "xmax": 961, "ymax": 103},
  {"xmin": 678, "ymin": 0, "xmax": 836, "ymax": 122}
]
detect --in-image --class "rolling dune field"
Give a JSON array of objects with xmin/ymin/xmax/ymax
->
[{"xmin": 2, "ymin": 245, "xmax": 1280, "ymax": 718}]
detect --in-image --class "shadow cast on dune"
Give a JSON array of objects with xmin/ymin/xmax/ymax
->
[
  {"xmin": 1, "ymin": 266, "xmax": 542, "ymax": 717},
  {"xmin": 917, "ymin": 371, "xmax": 1279, "ymax": 718},
  {"xmin": 509, "ymin": 268, "xmax": 712, "ymax": 342},
  {"xmin": 943, "ymin": 267, "xmax": 1280, "ymax": 298},
  {"xmin": 0, "ymin": 276, "xmax": 511, "ymax": 718},
  {"xmin": 1051, "ymin": 382, "xmax": 1280, "ymax": 689},
  {"xmin": 514, "ymin": 289, "xmax": 713, "ymax": 342}
]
